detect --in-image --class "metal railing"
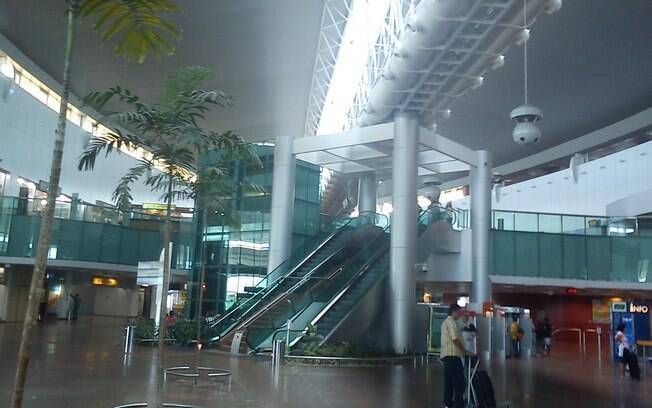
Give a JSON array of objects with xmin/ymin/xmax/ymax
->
[{"xmin": 205, "ymin": 212, "xmax": 387, "ymax": 343}]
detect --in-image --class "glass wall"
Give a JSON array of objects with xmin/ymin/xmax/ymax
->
[
  {"xmin": 190, "ymin": 146, "xmax": 322, "ymax": 315},
  {"xmin": 0, "ymin": 196, "xmax": 193, "ymax": 268},
  {"xmin": 492, "ymin": 230, "xmax": 652, "ymax": 283}
]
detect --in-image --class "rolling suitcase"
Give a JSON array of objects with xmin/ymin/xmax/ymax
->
[
  {"xmin": 472, "ymin": 370, "xmax": 497, "ymax": 408},
  {"xmin": 628, "ymin": 352, "xmax": 641, "ymax": 380}
]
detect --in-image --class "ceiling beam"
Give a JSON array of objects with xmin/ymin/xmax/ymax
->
[
  {"xmin": 441, "ymin": 107, "xmax": 652, "ymax": 189},
  {"xmin": 419, "ymin": 127, "xmax": 478, "ymax": 167},
  {"xmin": 293, "ymin": 121, "xmax": 394, "ymax": 154}
]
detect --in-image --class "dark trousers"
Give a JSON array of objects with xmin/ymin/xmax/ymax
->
[
  {"xmin": 511, "ymin": 339, "xmax": 520, "ymax": 357},
  {"xmin": 442, "ymin": 356, "xmax": 465, "ymax": 408}
]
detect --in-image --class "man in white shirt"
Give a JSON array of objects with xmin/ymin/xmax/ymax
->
[{"xmin": 440, "ymin": 304, "xmax": 474, "ymax": 408}]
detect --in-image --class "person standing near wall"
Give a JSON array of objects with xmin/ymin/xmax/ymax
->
[
  {"xmin": 614, "ymin": 323, "xmax": 630, "ymax": 379},
  {"xmin": 509, "ymin": 317, "xmax": 521, "ymax": 358},
  {"xmin": 441, "ymin": 304, "xmax": 474, "ymax": 408},
  {"xmin": 542, "ymin": 318, "xmax": 553, "ymax": 356}
]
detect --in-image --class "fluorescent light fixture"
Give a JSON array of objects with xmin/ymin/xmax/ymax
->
[
  {"xmin": 225, "ymin": 240, "xmax": 270, "ymax": 251},
  {"xmin": 317, "ymin": 0, "xmax": 391, "ymax": 135},
  {"xmin": 0, "ymin": 58, "xmax": 14, "ymax": 79}
]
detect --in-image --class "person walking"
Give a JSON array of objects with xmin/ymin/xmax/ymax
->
[
  {"xmin": 542, "ymin": 318, "xmax": 553, "ymax": 356},
  {"xmin": 614, "ymin": 323, "xmax": 630, "ymax": 379},
  {"xmin": 441, "ymin": 304, "xmax": 474, "ymax": 408},
  {"xmin": 70, "ymin": 293, "xmax": 82, "ymax": 321},
  {"xmin": 509, "ymin": 317, "xmax": 521, "ymax": 358}
]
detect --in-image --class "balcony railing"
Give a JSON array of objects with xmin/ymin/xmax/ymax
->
[
  {"xmin": 492, "ymin": 230, "xmax": 651, "ymax": 283},
  {"xmin": 0, "ymin": 196, "xmax": 194, "ymax": 268}
]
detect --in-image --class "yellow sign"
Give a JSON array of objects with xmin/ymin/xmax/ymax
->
[
  {"xmin": 143, "ymin": 203, "xmax": 176, "ymax": 211},
  {"xmin": 92, "ymin": 276, "xmax": 118, "ymax": 287}
]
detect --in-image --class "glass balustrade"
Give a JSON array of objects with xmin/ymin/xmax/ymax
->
[
  {"xmin": 492, "ymin": 230, "xmax": 652, "ymax": 283},
  {"xmin": 0, "ymin": 196, "xmax": 194, "ymax": 268}
]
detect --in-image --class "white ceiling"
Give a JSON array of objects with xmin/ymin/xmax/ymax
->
[
  {"xmin": 0, "ymin": 0, "xmax": 650, "ymax": 169},
  {"xmin": 0, "ymin": 0, "xmax": 324, "ymax": 142}
]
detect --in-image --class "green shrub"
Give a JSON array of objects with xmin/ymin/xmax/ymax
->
[
  {"xmin": 134, "ymin": 318, "xmax": 156, "ymax": 340},
  {"xmin": 172, "ymin": 320, "xmax": 197, "ymax": 345}
]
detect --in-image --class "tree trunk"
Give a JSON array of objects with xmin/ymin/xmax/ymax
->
[
  {"xmin": 194, "ymin": 209, "xmax": 208, "ymax": 368},
  {"xmin": 156, "ymin": 172, "xmax": 174, "ymax": 404},
  {"xmin": 10, "ymin": 4, "xmax": 77, "ymax": 408}
]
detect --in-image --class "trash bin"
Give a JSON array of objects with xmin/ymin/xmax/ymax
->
[
  {"xmin": 124, "ymin": 325, "xmax": 135, "ymax": 354},
  {"xmin": 272, "ymin": 339, "xmax": 286, "ymax": 366}
]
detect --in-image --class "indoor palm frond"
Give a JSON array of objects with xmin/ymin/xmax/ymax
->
[{"xmin": 80, "ymin": 0, "xmax": 182, "ymax": 63}]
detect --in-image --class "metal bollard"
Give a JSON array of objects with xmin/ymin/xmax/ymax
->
[
  {"xmin": 272, "ymin": 340, "xmax": 286, "ymax": 366},
  {"xmin": 124, "ymin": 325, "xmax": 135, "ymax": 354}
]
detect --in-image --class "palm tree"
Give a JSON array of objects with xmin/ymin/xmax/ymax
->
[
  {"xmin": 11, "ymin": 2, "xmax": 180, "ymax": 407},
  {"xmin": 77, "ymin": 65, "xmax": 260, "ymax": 386}
]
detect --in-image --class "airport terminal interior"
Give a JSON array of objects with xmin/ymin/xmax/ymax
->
[{"xmin": 0, "ymin": 0, "xmax": 651, "ymax": 407}]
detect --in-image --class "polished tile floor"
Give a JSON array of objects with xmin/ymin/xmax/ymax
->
[{"xmin": 0, "ymin": 317, "xmax": 650, "ymax": 407}]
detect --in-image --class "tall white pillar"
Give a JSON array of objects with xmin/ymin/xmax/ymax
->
[
  {"xmin": 470, "ymin": 150, "xmax": 492, "ymax": 307},
  {"xmin": 268, "ymin": 135, "xmax": 296, "ymax": 273},
  {"xmin": 357, "ymin": 172, "xmax": 377, "ymax": 214},
  {"xmin": 389, "ymin": 112, "xmax": 419, "ymax": 354}
]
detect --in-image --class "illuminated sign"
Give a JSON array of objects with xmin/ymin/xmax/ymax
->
[
  {"xmin": 142, "ymin": 203, "xmax": 176, "ymax": 211},
  {"xmin": 92, "ymin": 276, "xmax": 118, "ymax": 287},
  {"xmin": 630, "ymin": 303, "xmax": 649, "ymax": 314}
]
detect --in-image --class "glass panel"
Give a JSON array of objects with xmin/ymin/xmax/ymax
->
[
  {"xmin": 611, "ymin": 237, "xmax": 638, "ymax": 282},
  {"xmin": 586, "ymin": 216, "xmax": 608, "ymax": 236},
  {"xmin": 539, "ymin": 234, "xmax": 562, "ymax": 278},
  {"xmin": 493, "ymin": 211, "xmax": 514, "ymax": 231},
  {"xmin": 562, "ymin": 215, "xmax": 586, "ymax": 235},
  {"xmin": 120, "ymin": 229, "xmax": 140, "ymax": 265},
  {"xmin": 514, "ymin": 232, "xmax": 538, "ymax": 276},
  {"xmin": 55, "ymin": 220, "xmax": 83, "ymax": 260},
  {"xmin": 586, "ymin": 236, "xmax": 611, "ymax": 281},
  {"xmin": 514, "ymin": 212, "xmax": 538, "ymax": 232},
  {"xmin": 562, "ymin": 235, "xmax": 587, "ymax": 279},
  {"xmin": 79, "ymin": 222, "xmax": 103, "ymax": 262},
  {"xmin": 538, "ymin": 214, "xmax": 561, "ymax": 234},
  {"xmin": 101, "ymin": 225, "xmax": 122, "ymax": 264},
  {"xmin": 492, "ymin": 231, "xmax": 515, "ymax": 276},
  {"xmin": 637, "ymin": 237, "xmax": 652, "ymax": 283}
]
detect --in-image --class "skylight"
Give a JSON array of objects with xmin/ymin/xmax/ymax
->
[{"xmin": 317, "ymin": 0, "xmax": 392, "ymax": 135}]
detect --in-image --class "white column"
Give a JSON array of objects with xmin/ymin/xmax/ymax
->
[
  {"xmin": 470, "ymin": 150, "xmax": 492, "ymax": 307},
  {"xmin": 357, "ymin": 172, "xmax": 377, "ymax": 214},
  {"xmin": 389, "ymin": 112, "xmax": 419, "ymax": 354},
  {"xmin": 268, "ymin": 135, "xmax": 296, "ymax": 273}
]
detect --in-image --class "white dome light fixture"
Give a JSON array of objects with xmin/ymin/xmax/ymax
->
[{"xmin": 511, "ymin": 0, "xmax": 543, "ymax": 146}]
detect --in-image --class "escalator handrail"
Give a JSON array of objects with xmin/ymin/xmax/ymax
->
[
  {"xmin": 233, "ymin": 242, "xmax": 353, "ymax": 337},
  {"xmin": 246, "ymin": 221, "xmax": 393, "ymax": 350},
  {"xmin": 206, "ymin": 212, "xmax": 383, "ymax": 341},
  {"xmin": 298, "ymin": 209, "xmax": 437, "ymax": 347}
]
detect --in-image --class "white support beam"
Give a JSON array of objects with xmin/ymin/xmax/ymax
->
[
  {"xmin": 293, "ymin": 122, "xmax": 394, "ymax": 154},
  {"xmin": 419, "ymin": 126, "xmax": 479, "ymax": 167},
  {"xmin": 441, "ymin": 107, "xmax": 652, "ymax": 189}
]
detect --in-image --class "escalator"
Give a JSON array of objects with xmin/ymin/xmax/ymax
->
[
  {"xmin": 289, "ymin": 206, "xmax": 457, "ymax": 351},
  {"xmin": 204, "ymin": 212, "xmax": 389, "ymax": 349}
]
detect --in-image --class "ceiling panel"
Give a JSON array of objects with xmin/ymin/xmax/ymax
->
[
  {"xmin": 423, "ymin": 161, "xmax": 470, "ymax": 173},
  {"xmin": 418, "ymin": 150, "xmax": 454, "ymax": 165},
  {"xmin": 326, "ymin": 162, "xmax": 375, "ymax": 174},
  {"xmin": 327, "ymin": 145, "xmax": 386, "ymax": 161},
  {"xmin": 295, "ymin": 151, "xmax": 347, "ymax": 165}
]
